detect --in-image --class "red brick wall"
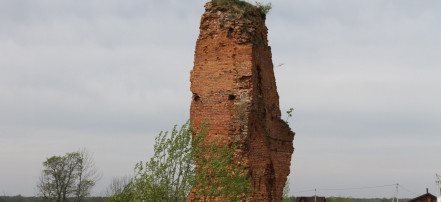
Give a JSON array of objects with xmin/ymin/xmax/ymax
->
[{"xmin": 190, "ymin": 2, "xmax": 295, "ymax": 201}]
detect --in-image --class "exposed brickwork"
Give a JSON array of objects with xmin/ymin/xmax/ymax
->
[{"xmin": 190, "ymin": 2, "xmax": 294, "ymax": 201}]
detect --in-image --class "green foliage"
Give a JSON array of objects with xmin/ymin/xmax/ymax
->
[
  {"xmin": 37, "ymin": 149, "xmax": 99, "ymax": 202},
  {"xmin": 211, "ymin": 0, "xmax": 252, "ymax": 8},
  {"xmin": 104, "ymin": 176, "xmax": 131, "ymax": 197},
  {"xmin": 38, "ymin": 152, "xmax": 81, "ymax": 202},
  {"xmin": 255, "ymin": 1, "xmax": 272, "ymax": 15},
  {"xmin": 110, "ymin": 121, "xmax": 195, "ymax": 202},
  {"xmin": 192, "ymin": 133, "xmax": 252, "ymax": 201},
  {"xmin": 286, "ymin": 108, "xmax": 294, "ymax": 119},
  {"xmin": 282, "ymin": 180, "xmax": 290, "ymax": 202},
  {"xmin": 74, "ymin": 149, "xmax": 101, "ymax": 202},
  {"xmin": 108, "ymin": 182, "xmax": 136, "ymax": 202},
  {"xmin": 210, "ymin": 0, "xmax": 272, "ymax": 16},
  {"xmin": 283, "ymin": 107, "xmax": 294, "ymax": 124},
  {"xmin": 109, "ymin": 121, "xmax": 252, "ymax": 202}
]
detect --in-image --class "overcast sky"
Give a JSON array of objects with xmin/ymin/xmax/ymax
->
[{"xmin": 1, "ymin": 0, "xmax": 441, "ymax": 198}]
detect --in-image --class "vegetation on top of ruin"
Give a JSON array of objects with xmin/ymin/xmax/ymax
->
[{"xmin": 210, "ymin": 0, "xmax": 272, "ymax": 16}]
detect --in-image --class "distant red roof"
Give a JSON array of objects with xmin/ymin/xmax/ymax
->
[{"xmin": 408, "ymin": 189, "xmax": 437, "ymax": 202}]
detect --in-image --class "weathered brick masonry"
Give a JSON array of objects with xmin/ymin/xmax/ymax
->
[{"xmin": 190, "ymin": 2, "xmax": 295, "ymax": 201}]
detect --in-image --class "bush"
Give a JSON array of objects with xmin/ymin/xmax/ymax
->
[
  {"xmin": 109, "ymin": 121, "xmax": 251, "ymax": 202},
  {"xmin": 211, "ymin": 0, "xmax": 272, "ymax": 16}
]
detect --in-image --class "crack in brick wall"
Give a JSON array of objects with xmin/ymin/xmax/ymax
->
[{"xmin": 190, "ymin": 2, "xmax": 295, "ymax": 201}]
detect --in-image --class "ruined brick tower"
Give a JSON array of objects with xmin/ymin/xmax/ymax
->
[{"xmin": 190, "ymin": 1, "xmax": 295, "ymax": 201}]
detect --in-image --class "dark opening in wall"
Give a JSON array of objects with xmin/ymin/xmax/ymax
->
[
  {"xmin": 228, "ymin": 94, "xmax": 236, "ymax": 100},
  {"xmin": 256, "ymin": 65, "xmax": 263, "ymax": 96},
  {"xmin": 193, "ymin": 93, "xmax": 200, "ymax": 102}
]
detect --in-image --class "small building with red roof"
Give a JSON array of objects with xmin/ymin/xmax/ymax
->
[{"xmin": 408, "ymin": 189, "xmax": 437, "ymax": 202}]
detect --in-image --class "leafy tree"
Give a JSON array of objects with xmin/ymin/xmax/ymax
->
[
  {"xmin": 74, "ymin": 149, "xmax": 101, "ymax": 202},
  {"xmin": 110, "ymin": 121, "xmax": 251, "ymax": 202},
  {"xmin": 37, "ymin": 153, "xmax": 80, "ymax": 202},
  {"xmin": 37, "ymin": 149, "xmax": 100, "ymax": 202},
  {"xmin": 110, "ymin": 122, "xmax": 196, "ymax": 202}
]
